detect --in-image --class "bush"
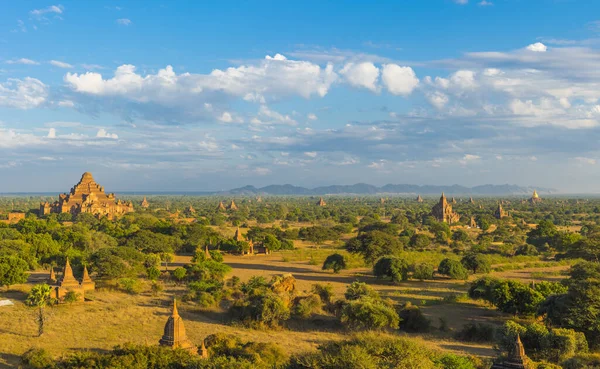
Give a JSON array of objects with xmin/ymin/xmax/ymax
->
[
  {"xmin": 322, "ymin": 253, "xmax": 347, "ymax": 274},
  {"xmin": 515, "ymin": 244, "xmax": 539, "ymax": 256},
  {"xmin": 438, "ymin": 258, "xmax": 469, "ymax": 280},
  {"xmin": 172, "ymin": 267, "xmax": 187, "ymax": 282},
  {"xmin": 340, "ymin": 298, "xmax": 400, "ymax": 330},
  {"xmin": 209, "ymin": 250, "xmax": 224, "ymax": 262},
  {"xmin": 146, "ymin": 266, "xmax": 161, "ymax": 281},
  {"xmin": 398, "ymin": 303, "xmax": 431, "ymax": 332},
  {"xmin": 373, "ymin": 256, "xmax": 410, "ymax": 282},
  {"xmin": 455, "ymin": 323, "xmax": 496, "ymax": 343},
  {"xmin": 413, "ymin": 263, "xmax": 435, "ymax": 281},
  {"xmin": 293, "ymin": 294, "xmax": 322, "ymax": 318},
  {"xmin": 21, "ymin": 348, "xmax": 55, "ymax": 369},
  {"xmin": 63, "ymin": 291, "xmax": 80, "ymax": 304},
  {"xmin": 345, "ymin": 281, "xmax": 379, "ymax": 301},
  {"xmin": 118, "ymin": 278, "xmax": 142, "ymax": 294},
  {"xmin": 230, "ymin": 291, "xmax": 290, "ymax": 328}
]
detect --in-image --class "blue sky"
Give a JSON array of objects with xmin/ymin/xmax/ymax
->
[{"xmin": 2, "ymin": 0, "xmax": 600, "ymax": 192}]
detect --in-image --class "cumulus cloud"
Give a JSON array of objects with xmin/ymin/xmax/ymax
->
[
  {"xmin": 526, "ymin": 42, "xmax": 547, "ymax": 52},
  {"xmin": 307, "ymin": 113, "xmax": 317, "ymax": 120},
  {"xmin": 64, "ymin": 55, "xmax": 338, "ymax": 109},
  {"xmin": 340, "ymin": 62, "xmax": 380, "ymax": 91},
  {"xmin": 49, "ymin": 60, "xmax": 73, "ymax": 68},
  {"xmin": 116, "ymin": 18, "xmax": 132, "ymax": 26},
  {"xmin": 381, "ymin": 64, "xmax": 419, "ymax": 96},
  {"xmin": 47, "ymin": 128, "xmax": 56, "ymax": 138},
  {"xmin": 0, "ymin": 77, "xmax": 48, "ymax": 109},
  {"xmin": 96, "ymin": 128, "xmax": 118, "ymax": 139}
]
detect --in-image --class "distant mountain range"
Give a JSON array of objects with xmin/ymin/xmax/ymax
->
[{"xmin": 222, "ymin": 183, "xmax": 556, "ymax": 196}]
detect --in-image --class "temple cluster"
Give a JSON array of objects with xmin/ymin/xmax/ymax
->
[{"xmin": 40, "ymin": 172, "xmax": 134, "ymax": 219}]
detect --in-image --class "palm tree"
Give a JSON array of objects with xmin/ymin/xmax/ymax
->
[{"xmin": 26, "ymin": 284, "xmax": 56, "ymax": 336}]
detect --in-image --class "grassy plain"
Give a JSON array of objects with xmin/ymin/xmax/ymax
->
[{"xmin": 0, "ymin": 241, "xmax": 570, "ymax": 368}]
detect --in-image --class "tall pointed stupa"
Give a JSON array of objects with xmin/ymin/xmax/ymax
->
[
  {"xmin": 159, "ymin": 299, "xmax": 197, "ymax": 354},
  {"xmin": 491, "ymin": 334, "xmax": 530, "ymax": 369},
  {"xmin": 59, "ymin": 258, "xmax": 80, "ymax": 288},
  {"xmin": 80, "ymin": 265, "xmax": 95, "ymax": 291}
]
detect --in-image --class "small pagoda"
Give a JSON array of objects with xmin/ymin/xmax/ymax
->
[
  {"xmin": 494, "ymin": 203, "xmax": 509, "ymax": 219},
  {"xmin": 51, "ymin": 259, "xmax": 93, "ymax": 302},
  {"xmin": 416, "ymin": 195, "xmax": 423, "ymax": 203},
  {"xmin": 140, "ymin": 196, "xmax": 150, "ymax": 209},
  {"xmin": 228, "ymin": 200, "xmax": 238, "ymax": 211},
  {"xmin": 469, "ymin": 217, "xmax": 477, "ymax": 228},
  {"xmin": 469, "ymin": 197, "xmax": 475, "ymax": 204},
  {"xmin": 159, "ymin": 299, "xmax": 198, "ymax": 355},
  {"xmin": 234, "ymin": 227, "xmax": 254, "ymax": 254},
  {"xmin": 216, "ymin": 201, "xmax": 226, "ymax": 211},
  {"xmin": 491, "ymin": 335, "xmax": 531, "ymax": 369},
  {"xmin": 317, "ymin": 197, "xmax": 326, "ymax": 207}
]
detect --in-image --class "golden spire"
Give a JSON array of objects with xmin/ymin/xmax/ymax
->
[{"xmin": 172, "ymin": 298, "xmax": 180, "ymax": 318}]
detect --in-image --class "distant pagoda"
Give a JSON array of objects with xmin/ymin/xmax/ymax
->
[
  {"xmin": 216, "ymin": 201, "xmax": 226, "ymax": 211},
  {"xmin": 416, "ymin": 195, "xmax": 423, "ymax": 203},
  {"xmin": 469, "ymin": 197, "xmax": 475, "ymax": 204},
  {"xmin": 529, "ymin": 190, "xmax": 542, "ymax": 204},
  {"xmin": 494, "ymin": 203, "xmax": 509, "ymax": 219},
  {"xmin": 317, "ymin": 197, "xmax": 326, "ymax": 206},
  {"xmin": 159, "ymin": 299, "xmax": 198, "ymax": 355},
  {"xmin": 228, "ymin": 200, "xmax": 238, "ymax": 211},
  {"xmin": 39, "ymin": 172, "xmax": 133, "ymax": 219},
  {"xmin": 491, "ymin": 335, "xmax": 531, "ymax": 369},
  {"xmin": 140, "ymin": 196, "xmax": 150, "ymax": 209},
  {"xmin": 431, "ymin": 193, "xmax": 460, "ymax": 224}
]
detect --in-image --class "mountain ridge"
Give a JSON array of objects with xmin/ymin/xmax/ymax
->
[{"xmin": 223, "ymin": 183, "xmax": 556, "ymax": 196}]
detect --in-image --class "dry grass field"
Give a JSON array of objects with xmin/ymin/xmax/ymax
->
[{"xmin": 0, "ymin": 248, "xmax": 570, "ymax": 368}]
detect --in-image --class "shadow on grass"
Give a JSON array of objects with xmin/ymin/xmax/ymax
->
[
  {"xmin": 225, "ymin": 262, "xmax": 317, "ymax": 275},
  {"xmin": 0, "ymin": 352, "xmax": 22, "ymax": 368}
]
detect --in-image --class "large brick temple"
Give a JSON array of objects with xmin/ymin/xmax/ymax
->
[{"xmin": 39, "ymin": 172, "xmax": 134, "ymax": 219}]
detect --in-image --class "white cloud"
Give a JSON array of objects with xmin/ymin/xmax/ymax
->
[
  {"xmin": 253, "ymin": 167, "xmax": 271, "ymax": 175},
  {"xmin": 116, "ymin": 18, "xmax": 132, "ymax": 26},
  {"xmin": 460, "ymin": 154, "xmax": 481, "ymax": 165},
  {"xmin": 58, "ymin": 100, "xmax": 75, "ymax": 107},
  {"xmin": 218, "ymin": 112, "xmax": 233, "ymax": 123},
  {"xmin": 6, "ymin": 58, "xmax": 39, "ymax": 65},
  {"xmin": 526, "ymin": 42, "xmax": 547, "ymax": 52},
  {"xmin": 426, "ymin": 91, "xmax": 449, "ymax": 109},
  {"xmin": 251, "ymin": 105, "xmax": 297, "ymax": 126},
  {"xmin": 96, "ymin": 128, "xmax": 118, "ymax": 139},
  {"xmin": 478, "ymin": 0, "xmax": 493, "ymax": 5},
  {"xmin": 47, "ymin": 128, "xmax": 56, "ymax": 138},
  {"xmin": 381, "ymin": 64, "xmax": 419, "ymax": 96},
  {"xmin": 340, "ymin": 62, "xmax": 380, "ymax": 92},
  {"xmin": 307, "ymin": 113, "xmax": 317, "ymax": 120},
  {"xmin": 49, "ymin": 60, "xmax": 73, "ymax": 68},
  {"xmin": 454, "ymin": 0, "xmax": 468, "ymax": 4},
  {"xmin": 64, "ymin": 56, "xmax": 338, "ymax": 108},
  {"xmin": 304, "ymin": 151, "xmax": 318, "ymax": 158},
  {"xmin": 0, "ymin": 77, "xmax": 48, "ymax": 109},
  {"xmin": 575, "ymin": 157, "xmax": 596, "ymax": 165},
  {"xmin": 30, "ymin": 5, "xmax": 63, "ymax": 17}
]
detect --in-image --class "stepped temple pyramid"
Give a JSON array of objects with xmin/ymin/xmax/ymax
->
[
  {"xmin": 48, "ymin": 259, "xmax": 95, "ymax": 302},
  {"xmin": 431, "ymin": 193, "xmax": 460, "ymax": 224},
  {"xmin": 491, "ymin": 335, "xmax": 530, "ymax": 369},
  {"xmin": 159, "ymin": 299, "xmax": 207, "ymax": 357},
  {"xmin": 40, "ymin": 172, "xmax": 134, "ymax": 219}
]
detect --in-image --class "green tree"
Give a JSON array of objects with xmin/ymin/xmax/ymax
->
[
  {"xmin": 322, "ymin": 253, "xmax": 347, "ymax": 274},
  {"xmin": 460, "ymin": 253, "xmax": 491, "ymax": 274},
  {"xmin": 146, "ymin": 266, "xmax": 161, "ymax": 281},
  {"xmin": 172, "ymin": 267, "xmax": 187, "ymax": 282},
  {"xmin": 373, "ymin": 256, "xmax": 410, "ymax": 282},
  {"xmin": 0, "ymin": 255, "xmax": 29, "ymax": 290},
  {"xmin": 437, "ymin": 258, "xmax": 469, "ymax": 280},
  {"xmin": 346, "ymin": 230, "xmax": 403, "ymax": 264}
]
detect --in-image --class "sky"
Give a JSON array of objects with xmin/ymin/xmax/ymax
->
[{"xmin": 2, "ymin": 0, "xmax": 600, "ymax": 193}]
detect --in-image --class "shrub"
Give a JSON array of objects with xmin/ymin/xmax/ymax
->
[
  {"xmin": 398, "ymin": 303, "xmax": 431, "ymax": 332},
  {"xmin": 373, "ymin": 256, "xmax": 410, "ymax": 282},
  {"xmin": 515, "ymin": 244, "xmax": 539, "ymax": 256},
  {"xmin": 322, "ymin": 253, "xmax": 347, "ymax": 274},
  {"xmin": 209, "ymin": 250, "xmax": 224, "ymax": 262},
  {"xmin": 146, "ymin": 266, "xmax": 161, "ymax": 281},
  {"xmin": 413, "ymin": 263, "xmax": 435, "ymax": 280},
  {"xmin": 21, "ymin": 348, "xmax": 55, "ymax": 369},
  {"xmin": 345, "ymin": 281, "xmax": 379, "ymax": 301},
  {"xmin": 340, "ymin": 298, "xmax": 400, "ymax": 330},
  {"xmin": 63, "ymin": 291, "xmax": 80, "ymax": 304},
  {"xmin": 172, "ymin": 267, "xmax": 187, "ymax": 282},
  {"xmin": 293, "ymin": 294, "xmax": 322, "ymax": 318},
  {"xmin": 438, "ymin": 258, "xmax": 469, "ymax": 280},
  {"xmin": 151, "ymin": 281, "xmax": 163, "ymax": 296},
  {"xmin": 118, "ymin": 278, "xmax": 142, "ymax": 294},
  {"xmin": 455, "ymin": 323, "xmax": 496, "ymax": 342}
]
